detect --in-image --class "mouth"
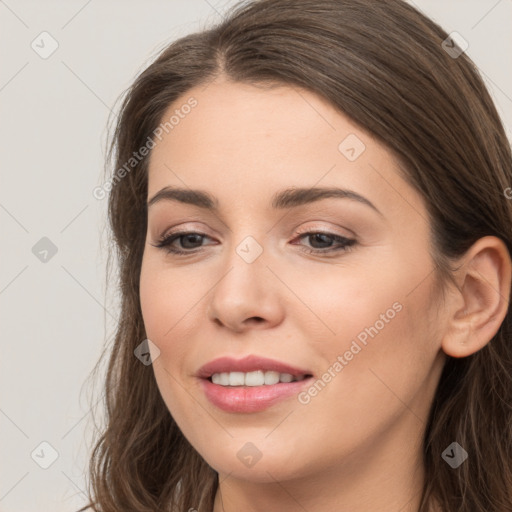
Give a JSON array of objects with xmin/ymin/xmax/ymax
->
[
  {"xmin": 197, "ymin": 354, "xmax": 314, "ymax": 383},
  {"xmin": 208, "ymin": 370, "xmax": 313, "ymax": 387},
  {"xmin": 197, "ymin": 355, "xmax": 315, "ymax": 413}
]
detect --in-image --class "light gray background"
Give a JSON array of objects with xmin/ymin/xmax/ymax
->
[{"xmin": 1, "ymin": 1, "xmax": 511, "ymax": 511}]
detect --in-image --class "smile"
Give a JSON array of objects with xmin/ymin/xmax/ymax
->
[{"xmin": 210, "ymin": 370, "xmax": 309, "ymax": 386}]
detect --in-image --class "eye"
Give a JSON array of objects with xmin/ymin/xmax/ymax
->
[
  {"xmin": 292, "ymin": 230, "xmax": 356, "ymax": 255},
  {"xmin": 151, "ymin": 231, "xmax": 212, "ymax": 255},
  {"xmin": 151, "ymin": 229, "xmax": 357, "ymax": 256}
]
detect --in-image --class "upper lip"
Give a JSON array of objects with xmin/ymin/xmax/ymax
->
[{"xmin": 197, "ymin": 355, "xmax": 313, "ymax": 379}]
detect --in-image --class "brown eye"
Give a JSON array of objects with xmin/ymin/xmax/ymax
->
[
  {"xmin": 293, "ymin": 231, "xmax": 356, "ymax": 255},
  {"xmin": 151, "ymin": 231, "xmax": 213, "ymax": 255}
]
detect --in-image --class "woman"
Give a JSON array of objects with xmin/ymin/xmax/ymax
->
[{"xmin": 79, "ymin": 0, "xmax": 512, "ymax": 510}]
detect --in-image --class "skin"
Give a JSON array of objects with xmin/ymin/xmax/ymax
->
[{"xmin": 139, "ymin": 77, "xmax": 511, "ymax": 512}]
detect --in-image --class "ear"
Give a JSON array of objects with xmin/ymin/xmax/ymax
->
[{"xmin": 441, "ymin": 236, "xmax": 511, "ymax": 358}]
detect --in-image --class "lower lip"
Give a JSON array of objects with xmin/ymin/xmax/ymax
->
[{"xmin": 200, "ymin": 377, "xmax": 314, "ymax": 413}]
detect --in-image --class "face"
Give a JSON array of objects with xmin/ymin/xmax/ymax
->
[{"xmin": 139, "ymin": 78, "xmax": 448, "ymax": 483}]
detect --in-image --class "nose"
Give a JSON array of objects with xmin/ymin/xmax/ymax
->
[{"xmin": 207, "ymin": 245, "xmax": 285, "ymax": 333}]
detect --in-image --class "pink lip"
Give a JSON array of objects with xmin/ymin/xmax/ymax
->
[
  {"xmin": 200, "ymin": 378, "xmax": 313, "ymax": 413},
  {"xmin": 196, "ymin": 355, "xmax": 312, "ymax": 379},
  {"xmin": 197, "ymin": 355, "xmax": 314, "ymax": 413}
]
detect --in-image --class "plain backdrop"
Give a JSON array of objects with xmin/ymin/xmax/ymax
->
[{"xmin": 1, "ymin": 1, "xmax": 511, "ymax": 510}]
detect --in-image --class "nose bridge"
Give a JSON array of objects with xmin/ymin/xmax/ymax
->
[
  {"xmin": 220, "ymin": 211, "xmax": 270, "ymax": 274},
  {"xmin": 215, "ymin": 233, "xmax": 268, "ymax": 305},
  {"xmin": 207, "ymin": 230, "xmax": 284, "ymax": 330}
]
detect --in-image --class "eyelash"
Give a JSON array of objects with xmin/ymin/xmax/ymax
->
[{"xmin": 151, "ymin": 229, "xmax": 356, "ymax": 256}]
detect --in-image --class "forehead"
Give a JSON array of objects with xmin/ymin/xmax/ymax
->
[
  {"xmin": 151, "ymin": 79, "xmax": 360, "ymax": 159},
  {"xmin": 146, "ymin": 79, "xmax": 423, "ymax": 221}
]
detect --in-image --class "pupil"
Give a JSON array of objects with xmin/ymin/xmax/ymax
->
[
  {"xmin": 310, "ymin": 233, "xmax": 332, "ymax": 248},
  {"xmin": 182, "ymin": 234, "xmax": 202, "ymax": 249}
]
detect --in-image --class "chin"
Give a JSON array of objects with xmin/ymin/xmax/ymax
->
[{"xmin": 200, "ymin": 442, "xmax": 313, "ymax": 483}]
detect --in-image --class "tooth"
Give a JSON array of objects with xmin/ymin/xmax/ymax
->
[
  {"xmin": 210, "ymin": 371, "xmax": 304, "ymax": 386},
  {"xmin": 264, "ymin": 371, "xmax": 280, "ymax": 385},
  {"xmin": 245, "ymin": 370, "xmax": 265, "ymax": 386},
  {"xmin": 228, "ymin": 371, "xmax": 245, "ymax": 386}
]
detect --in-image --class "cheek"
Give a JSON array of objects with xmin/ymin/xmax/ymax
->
[
  {"xmin": 304, "ymin": 260, "xmax": 440, "ymax": 417},
  {"xmin": 139, "ymin": 259, "xmax": 194, "ymax": 411},
  {"xmin": 139, "ymin": 255, "xmax": 207, "ymax": 392},
  {"xmin": 299, "ymin": 249, "xmax": 439, "ymax": 391},
  {"xmin": 139, "ymin": 256, "xmax": 196, "ymax": 343}
]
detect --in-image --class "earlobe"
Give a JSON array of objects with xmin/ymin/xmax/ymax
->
[{"xmin": 441, "ymin": 236, "xmax": 512, "ymax": 358}]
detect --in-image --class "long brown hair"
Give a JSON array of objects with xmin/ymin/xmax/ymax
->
[{"xmin": 78, "ymin": 0, "xmax": 512, "ymax": 510}]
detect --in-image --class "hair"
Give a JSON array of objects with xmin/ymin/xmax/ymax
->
[{"xmin": 77, "ymin": 0, "xmax": 512, "ymax": 510}]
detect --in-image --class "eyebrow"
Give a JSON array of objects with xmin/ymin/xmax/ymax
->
[{"xmin": 147, "ymin": 186, "xmax": 382, "ymax": 216}]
